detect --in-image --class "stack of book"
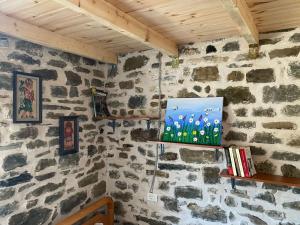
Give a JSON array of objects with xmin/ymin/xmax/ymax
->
[{"xmin": 224, "ymin": 146, "xmax": 256, "ymax": 177}]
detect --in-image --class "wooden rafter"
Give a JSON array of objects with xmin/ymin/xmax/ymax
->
[
  {"xmin": 0, "ymin": 12, "xmax": 117, "ymax": 64},
  {"xmin": 52, "ymin": 0, "xmax": 178, "ymax": 56},
  {"xmin": 220, "ymin": 0, "xmax": 259, "ymax": 44}
]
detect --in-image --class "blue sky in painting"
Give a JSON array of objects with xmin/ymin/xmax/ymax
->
[{"xmin": 165, "ymin": 97, "xmax": 223, "ymax": 125}]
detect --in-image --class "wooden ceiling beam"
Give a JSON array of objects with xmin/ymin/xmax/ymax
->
[
  {"xmin": 52, "ymin": 0, "xmax": 178, "ymax": 56},
  {"xmin": 220, "ymin": 0, "xmax": 259, "ymax": 44},
  {"xmin": 0, "ymin": 12, "xmax": 117, "ymax": 64}
]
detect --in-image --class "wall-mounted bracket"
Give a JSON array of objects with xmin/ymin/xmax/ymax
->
[
  {"xmin": 215, "ymin": 148, "xmax": 221, "ymax": 161},
  {"xmin": 111, "ymin": 119, "xmax": 116, "ymax": 133},
  {"xmin": 160, "ymin": 144, "xmax": 165, "ymax": 155},
  {"xmin": 231, "ymin": 178, "xmax": 236, "ymax": 189},
  {"xmin": 146, "ymin": 119, "xmax": 151, "ymax": 130}
]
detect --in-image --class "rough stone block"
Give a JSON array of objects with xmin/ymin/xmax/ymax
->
[
  {"xmin": 217, "ymin": 86, "xmax": 255, "ymax": 106},
  {"xmin": 123, "ymin": 56, "xmax": 149, "ymax": 72},
  {"xmin": 192, "ymin": 66, "xmax": 219, "ymax": 82},
  {"xmin": 246, "ymin": 68, "xmax": 275, "ymax": 83},
  {"xmin": 263, "ymin": 85, "xmax": 300, "ymax": 103}
]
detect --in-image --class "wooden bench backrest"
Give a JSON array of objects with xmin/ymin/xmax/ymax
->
[{"xmin": 56, "ymin": 197, "xmax": 114, "ymax": 225}]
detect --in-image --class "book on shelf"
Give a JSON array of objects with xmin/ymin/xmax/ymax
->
[
  {"xmin": 245, "ymin": 146, "xmax": 256, "ymax": 176},
  {"xmin": 239, "ymin": 147, "xmax": 250, "ymax": 177},
  {"xmin": 224, "ymin": 147, "xmax": 233, "ymax": 175},
  {"xmin": 228, "ymin": 147, "xmax": 237, "ymax": 176},
  {"xmin": 232, "ymin": 146, "xmax": 241, "ymax": 176},
  {"xmin": 225, "ymin": 145, "xmax": 256, "ymax": 177},
  {"xmin": 235, "ymin": 147, "xmax": 244, "ymax": 177}
]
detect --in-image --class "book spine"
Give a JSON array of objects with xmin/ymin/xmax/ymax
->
[
  {"xmin": 229, "ymin": 147, "xmax": 237, "ymax": 176},
  {"xmin": 235, "ymin": 147, "xmax": 245, "ymax": 177},
  {"xmin": 232, "ymin": 146, "xmax": 240, "ymax": 176},
  {"xmin": 240, "ymin": 148, "xmax": 250, "ymax": 177},
  {"xmin": 224, "ymin": 148, "xmax": 233, "ymax": 175},
  {"xmin": 246, "ymin": 147, "xmax": 256, "ymax": 176}
]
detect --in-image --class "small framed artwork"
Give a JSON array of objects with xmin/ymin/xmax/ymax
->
[
  {"xmin": 59, "ymin": 116, "xmax": 79, "ymax": 156},
  {"xmin": 91, "ymin": 87, "xmax": 110, "ymax": 117},
  {"xmin": 13, "ymin": 71, "xmax": 42, "ymax": 123}
]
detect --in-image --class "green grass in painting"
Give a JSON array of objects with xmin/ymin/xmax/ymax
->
[{"xmin": 162, "ymin": 116, "xmax": 221, "ymax": 146}]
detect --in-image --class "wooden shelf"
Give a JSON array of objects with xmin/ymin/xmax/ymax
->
[
  {"xmin": 94, "ymin": 116, "xmax": 160, "ymax": 121},
  {"xmin": 147, "ymin": 141, "xmax": 224, "ymax": 149},
  {"xmin": 220, "ymin": 170, "xmax": 300, "ymax": 188}
]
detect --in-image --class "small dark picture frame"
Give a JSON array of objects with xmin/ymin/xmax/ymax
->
[
  {"xmin": 91, "ymin": 87, "xmax": 110, "ymax": 117},
  {"xmin": 59, "ymin": 116, "xmax": 79, "ymax": 156},
  {"xmin": 13, "ymin": 71, "xmax": 42, "ymax": 123}
]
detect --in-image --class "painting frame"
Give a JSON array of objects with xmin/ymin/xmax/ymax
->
[
  {"xmin": 13, "ymin": 71, "xmax": 42, "ymax": 124},
  {"xmin": 59, "ymin": 116, "xmax": 79, "ymax": 156},
  {"xmin": 91, "ymin": 87, "xmax": 110, "ymax": 118},
  {"xmin": 162, "ymin": 97, "xmax": 224, "ymax": 146}
]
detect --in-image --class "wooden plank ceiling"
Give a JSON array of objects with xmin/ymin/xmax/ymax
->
[
  {"xmin": 0, "ymin": 0, "xmax": 299, "ymax": 63},
  {"xmin": 246, "ymin": 0, "xmax": 300, "ymax": 33}
]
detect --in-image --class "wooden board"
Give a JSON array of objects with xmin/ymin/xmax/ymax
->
[
  {"xmin": 94, "ymin": 116, "xmax": 160, "ymax": 120},
  {"xmin": 220, "ymin": 170, "xmax": 300, "ymax": 188},
  {"xmin": 0, "ymin": 0, "xmax": 299, "ymax": 59},
  {"xmin": 0, "ymin": 12, "xmax": 117, "ymax": 63},
  {"xmin": 105, "ymin": 0, "xmax": 240, "ymax": 44},
  {"xmin": 56, "ymin": 197, "xmax": 114, "ymax": 225},
  {"xmin": 148, "ymin": 141, "xmax": 224, "ymax": 149},
  {"xmin": 246, "ymin": 0, "xmax": 300, "ymax": 33}
]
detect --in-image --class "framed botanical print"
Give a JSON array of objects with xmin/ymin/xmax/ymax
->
[
  {"xmin": 59, "ymin": 116, "xmax": 79, "ymax": 156},
  {"xmin": 13, "ymin": 71, "xmax": 42, "ymax": 123}
]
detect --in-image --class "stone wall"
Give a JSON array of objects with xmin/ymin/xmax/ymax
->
[
  {"xmin": 0, "ymin": 35, "xmax": 108, "ymax": 224},
  {"xmin": 104, "ymin": 28, "xmax": 300, "ymax": 225}
]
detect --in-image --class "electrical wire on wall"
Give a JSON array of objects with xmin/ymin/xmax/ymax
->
[{"xmin": 149, "ymin": 52, "xmax": 163, "ymax": 193}]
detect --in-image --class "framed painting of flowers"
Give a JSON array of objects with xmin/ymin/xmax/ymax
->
[
  {"xmin": 162, "ymin": 97, "xmax": 223, "ymax": 146},
  {"xmin": 13, "ymin": 71, "xmax": 42, "ymax": 123}
]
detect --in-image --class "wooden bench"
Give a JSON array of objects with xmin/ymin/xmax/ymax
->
[{"xmin": 57, "ymin": 197, "xmax": 114, "ymax": 225}]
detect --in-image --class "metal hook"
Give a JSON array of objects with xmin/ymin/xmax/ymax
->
[
  {"xmin": 231, "ymin": 178, "xmax": 236, "ymax": 189},
  {"xmin": 160, "ymin": 144, "xmax": 165, "ymax": 155},
  {"xmin": 146, "ymin": 119, "xmax": 151, "ymax": 130},
  {"xmin": 112, "ymin": 119, "xmax": 116, "ymax": 133},
  {"xmin": 215, "ymin": 148, "xmax": 219, "ymax": 161}
]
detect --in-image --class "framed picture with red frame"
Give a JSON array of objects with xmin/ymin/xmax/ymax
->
[{"xmin": 59, "ymin": 116, "xmax": 79, "ymax": 156}]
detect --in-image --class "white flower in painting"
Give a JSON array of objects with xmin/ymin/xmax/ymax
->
[
  {"xmin": 176, "ymin": 124, "xmax": 181, "ymax": 129},
  {"xmin": 204, "ymin": 117, "xmax": 208, "ymax": 123},
  {"xmin": 191, "ymin": 114, "xmax": 195, "ymax": 117},
  {"xmin": 166, "ymin": 127, "xmax": 171, "ymax": 131},
  {"xmin": 214, "ymin": 127, "xmax": 219, "ymax": 133},
  {"xmin": 170, "ymin": 134, "xmax": 174, "ymax": 137},
  {"xmin": 200, "ymin": 130, "xmax": 205, "ymax": 135},
  {"xmin": 178, "ymin": 115, "xmax": 183, "ymax": 120},
  {"xmin": 189, "ymin": 118, "xmax": 194, "ymax": 123},
  {"xmin": 206, "ymin": 122, "xmax": 211, "ymax": 127},
  {"xmin": 195, "ymin": 120, "xmax": 200, "ymax": 126},
  {"xmin": 177, "ymin": 132, "xmax": 182, "ymax": 136},
  {"xmin": 174, "ymin": 121, "xmax": 179, "ymax": 126},
  {"xmin": 193, "ymin": 137, "xmax": 198, "ymax": 142},
  {"xmin": 214, "ymin": 119, "xmax": 220, "ymax": 124}
]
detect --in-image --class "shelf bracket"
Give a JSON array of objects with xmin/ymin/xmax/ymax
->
[
  {"xmin": 231, "ymin": 178, "xmax": 236, "ymax": 189},
  {"xmin": 146, "ymin": 119, "xmax": 151, "ymax": 130},
  {"xmin": 160, "ymin": 144, "xmax": 165, "ymax": 155},
  {"xmin": 215, "ymin": 148, "xmax": 220, "ymax": 161},
  {"xmin": 111, "ymin": 119, "xmax": 116, "ymax": 133}
]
